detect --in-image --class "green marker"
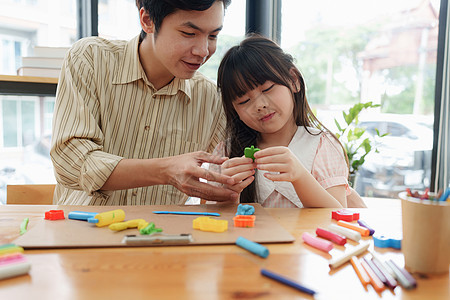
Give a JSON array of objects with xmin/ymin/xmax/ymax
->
[{"xmin": 244, "ymin": 145, "xmax": 260, "ymax": 161}]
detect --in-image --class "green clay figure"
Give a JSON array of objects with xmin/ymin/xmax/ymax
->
[{"xmin": 244, "ymin": 145, "xmax": 260, "ymax": 161}]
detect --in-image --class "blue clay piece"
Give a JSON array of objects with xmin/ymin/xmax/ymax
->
[
  {"xmin": 236, "ymin": 236, "xmax": 269, "ymax": 258},
  {"xmin": 236, "ymin": 204, "xmax": 255, "ymax": 216}
]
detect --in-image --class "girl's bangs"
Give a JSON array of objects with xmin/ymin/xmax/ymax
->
[{"xmin": 222, "ymin": 52, "xmax": 280, "ymax": 102}]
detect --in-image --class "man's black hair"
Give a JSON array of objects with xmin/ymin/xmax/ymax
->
[{"xmin": 136, "ymin": 0, "xmax": 231, "ymax": 40}]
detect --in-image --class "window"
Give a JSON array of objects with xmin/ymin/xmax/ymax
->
[
  {"xmin": 98, "ymin": 0, "xmax": 141, "ymax": 40},
  {"xmin": 199, "ymin": 0, "xmax": 246, "ymax": 81},
  {"xmin": 0, "ymin": 0, "xmax": 245, "ymax": 204},
  {"xmin": 281, "ymin": 0, "xmax": 440, "ymax": 197},
  {"xmin": 0, "ymin": 0, "xmax": 76, "ymax": 203}
]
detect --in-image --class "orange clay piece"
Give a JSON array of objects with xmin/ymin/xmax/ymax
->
[
  {"xmin": 233, "ymin": 215, "xmax": 256, "ymax": 227},
  {"xmin": 192, "ymin": 217, "xmax": 228, "ymax": 233},
  {"xmin": 337, "ymin": 220, "xmax": 370, "ymax": 237}
]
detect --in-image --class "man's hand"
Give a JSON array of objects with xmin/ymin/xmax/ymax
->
[
  {"xmin": 221, "ymin": 156, "xmax": 255, "ymax": 193},
  {"xmin": 163, "ymin": 151, "xmax": 239, "ymax": 202}
]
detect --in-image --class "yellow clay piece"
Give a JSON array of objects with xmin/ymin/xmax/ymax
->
[
  {"xmin": 109, "ymin": 219, "xmax": 148, "ymax": 231},
  {"xmin": 93, "ymin": 209, "xmax": 125, "ymax": 227},
  {"xmin": 192, "ymin": 217, "xmax": 228, "ymax": 233}
]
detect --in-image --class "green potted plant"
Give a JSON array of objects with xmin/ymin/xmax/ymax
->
[{"xmin": 334, "ymin": 102, "xmax": 387, "ymax": 187}]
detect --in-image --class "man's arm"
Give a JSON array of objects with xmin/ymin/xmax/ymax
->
[{"xmin": 101, "ymin": 151, "xmax": 239, "ymax": 202}]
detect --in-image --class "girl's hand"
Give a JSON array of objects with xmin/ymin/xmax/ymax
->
[
  {"xmin": 254, "ymin": 146, "xmax": 307, "ymax": 183},
  {"xmin": 221, "ymin": 156, "xmax": 255, "ymax": 193}
]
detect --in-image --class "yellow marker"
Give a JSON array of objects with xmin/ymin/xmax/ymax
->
[
  {"xmin": 88, "ymin": 209, "xmax": 125, "ymax": 227},
  {"xmin": 192, "ymin": 217, "xmax": 228, "ymax": 233},
  {"xmin": 109, "ymin": 219, "xmax": 148, "ymax": 231}
]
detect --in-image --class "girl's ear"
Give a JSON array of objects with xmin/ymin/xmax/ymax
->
[
  {"xmin": 140, "ymin": 8, "xmax": 155, "ymax": 34},
  {"xmin": 289, "ymin": 68, "xmax": 301, "ymax": 93}
]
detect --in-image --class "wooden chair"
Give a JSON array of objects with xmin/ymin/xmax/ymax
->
[{"xmin": 6, "ymin": 184, "xmax": 56, "ymax": 205}]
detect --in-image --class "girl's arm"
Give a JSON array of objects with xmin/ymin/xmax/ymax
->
[
  {"xmin": 291, "ymin": 175, "xmax": 345, "ymax": 208},
  {"xmin": 254, "ymin": 147, "xmax": 344, "ymax": 208}
]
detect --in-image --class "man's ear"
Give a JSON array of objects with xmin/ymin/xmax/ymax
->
[
  {"xmin": 140, "ymin": 7, "xmax": 154, "ymax": 34},
  {"xmin": 289, "ymin": 68, "xmax": 301, "ymax": 93}
]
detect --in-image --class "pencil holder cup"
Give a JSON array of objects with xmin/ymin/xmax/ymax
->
[{"xmin": 399, "ymin": 191, "xmax": 450, "ymax": 274}]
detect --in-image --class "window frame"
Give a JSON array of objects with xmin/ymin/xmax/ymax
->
[{"xmin": 0, "ymin": 0, "xmax": 448, "ymax": 190}]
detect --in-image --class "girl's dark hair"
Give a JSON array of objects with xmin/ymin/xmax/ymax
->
[
  {"xmin": 217, "ymin": 34, "xmax": 347, "ymax": 203},
  {"xmin": 136, "ymin": 0, "xmax": 231, "ymax": 40}
]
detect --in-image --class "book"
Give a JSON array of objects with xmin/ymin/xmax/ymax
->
[
  {"xmin": 20, "ymin": 57, "xmax": 64, "ymax": 69},
  {"xmin": 17, "ymin": 67, "xmax": 61, "ymax": 78},
  {"xmin": 33, "ymin": 46, "xmax": 70, "ymax": 58}
]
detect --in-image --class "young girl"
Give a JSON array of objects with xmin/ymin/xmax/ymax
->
[{"xmin": 211, "ymin": 35, "xmax": 365, "ymax": 208}]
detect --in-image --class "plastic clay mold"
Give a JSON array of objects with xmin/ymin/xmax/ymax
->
[
  {"xmin": 233, "ymin": 215, "xmax": 256, "ymax": 227},
  {"xmin": 331, "ymin": 209, "xmax": 360, "ymax": 222},
  {"xmin": 373, "ymin": 235, "xmax": 402, "ymax": 250},
  {"xmin": 44, "ymin": 210, "xmax": 65, "ymax": 220}
]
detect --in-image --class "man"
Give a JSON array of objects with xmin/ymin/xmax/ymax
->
[{"xmin": 50, "ymin": 0, "xmax": 241, "ymax": 205}]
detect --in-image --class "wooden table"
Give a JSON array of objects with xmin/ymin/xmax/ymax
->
[
  {"xmin": 0, "ymin": 74, "xmax": 57, "ymax": 96},
  {"xmin": 0, "ymin": 198, "xmax": 448, "ymax": 300}
]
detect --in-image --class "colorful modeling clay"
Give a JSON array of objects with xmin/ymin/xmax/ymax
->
[
  {"xmin": 0, "ymin": 244, "xmax": 24, "ymax": 256},
  {"xmin": 44, "ymin": 210, "xmax": 65, "ymax": 220},
  {"xmin": 328, "ymin": 224, "xmax": 361, "ymax": 242},
  {"xmin": 236, "ymin": 236, "xmax": 269, "ymax": 258},
  {"xmin": 87, "ymin": 209, "xmax": 125, "ymax": 227},
  {"xmin": 19, "ymin": 218, "xmax": 29, "ymax": 235},
  {"xmin": 302, "ymin": 232, "xmax": 333, "ymax": 253},
  {"xmin": 373, "ymin": 235, "xmax": 401, "ymax": 250},
  {"xmin": 315, "ymin": 228, "xmax": 346, "ymax": 245},
  {"xmin": 331, "ymin": 209, "xmax": 360, "ymax": 222},
  {"xmin": 236, "ymin": 204, "xmax": 255, "ymax": 216},
  {"xmin": 350, "ymin": 256, "xmax": 370, "ymax": 288},
  {"xmin": 363, "ymin": 257, "xmax": 388, "ymax": 287},
  {"xmin": 68, "ymin": 211, "xmax": 98, "ymax": 221},
  {"xmin": 360, "ymin": 258, "xmax": 385, "ymax": 293},
  {"xmin": 328, "ymin": 242, "xmax": 370, "ymax": 268},
  {"xmin": 406, "ymin": 187, "xmax": 442, "ymax": 201},
  {"xmin": 153, "ymin": 211, "xmax": 220, "ymax": 216},
  {"xmin": 233, "ymin": 215, "xmax": 256, "ymax": 227},
  {"xmin": 260, "ymin": 269, "xmax": 316, "ymax": 295},
  {"xmin": 370, "ymin": 256, "xmax": 398, "ymax": 289},
  {"xmin": 438, "ymin": 188, "xmax": 450, "ymax": 201},
  {"xmin": 0, "ymin": 250, "xmax": 31, "ymax": 281},
  {"xmin": 337, "ymin": 220, "xmax": 370, "ymax": 237},
  {"xmin": 244, "ymin": 145, "xmax": 260, "ymax": 161},
  {"xmin": 139, "ymin": 222, "xmax": 163, "ymax": 235},
  {"xmin": 357, "ymin": 219, "xmax": 375, "ymax": 235},
  {"xmin": 192, "ymin": 217, "xmax": 228, "ymax": 233},
  {"xmin": 109, "ymin": 219, "xmax": 148, "ymax": 231},
  {"xmin": 385, "ymin": 259, "xmax": 416, "ymax": 289}
]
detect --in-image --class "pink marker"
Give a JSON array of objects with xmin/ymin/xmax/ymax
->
[{"xmin": 302, "ymin": 232, "xmax": 333, "ymax": 253}]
